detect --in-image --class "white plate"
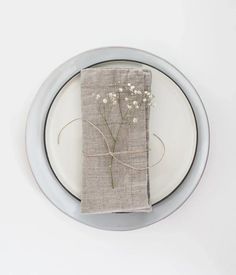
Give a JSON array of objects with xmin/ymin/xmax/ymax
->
[
  {"xmin": 26, "ymin": 47, "xmax": 209, "ymax": 230},
  {"xmin": 45, "ymin": 61, "xmax": 197, "ymax": 204}
]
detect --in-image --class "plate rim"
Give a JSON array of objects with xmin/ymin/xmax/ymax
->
[{"xmin": 26, "ymin": 46, "xmax": 210, "ymax": 230}]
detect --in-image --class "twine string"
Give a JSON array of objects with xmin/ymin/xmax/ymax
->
[{"xmin": 57, "ymin": 118, "xmax": 165, "ymax": 171}]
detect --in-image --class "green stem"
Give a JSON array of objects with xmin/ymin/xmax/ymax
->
[
  {"xmin": 98, "ymin": 104, "xmax": 116, "ymax": 142},
  {"xmin": 110, "ymin": 109, "xmax": 130, "ymax": 188}
]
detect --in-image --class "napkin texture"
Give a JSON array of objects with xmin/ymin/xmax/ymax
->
[{"xmin": 80, "ymin": 68, "xmax": 152, "ymax": 214}]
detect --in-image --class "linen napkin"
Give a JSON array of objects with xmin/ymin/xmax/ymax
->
[{"xmin": 80, "ymin": 68, "xmax": 152, "ymax": 214}]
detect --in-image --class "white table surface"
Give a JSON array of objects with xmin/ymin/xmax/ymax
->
[{"xmin": 0, "ymin": 0, "xmax": 235, "ymax": 274}]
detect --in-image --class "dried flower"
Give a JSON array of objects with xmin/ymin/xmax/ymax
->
[
  {"xmin": 127, "ymin": 104, "xmax": 132, "ymax": 109},
  {"xmin": 93, "ymin": 82, "xmax": 156, "ymax": 189}
]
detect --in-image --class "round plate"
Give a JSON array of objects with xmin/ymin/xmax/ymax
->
[
  {"xmin": 45, "ymin": 60, "xmax": 197, "ymax": 205},
  {"xmin": 26, "ymin": 47, "xmax": 209, "ymax": 230}
]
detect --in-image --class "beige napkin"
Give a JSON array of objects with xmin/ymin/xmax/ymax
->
[{"xmin": 80, "ymin": 68, "xmax": 152, "ymax": 214}]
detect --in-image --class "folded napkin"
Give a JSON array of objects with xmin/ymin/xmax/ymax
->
[{"xmin": 80, "ymin": 68, "xmax": 152, "ymax": 214}]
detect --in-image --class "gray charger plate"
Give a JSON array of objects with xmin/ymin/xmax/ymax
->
[{"xmin": 26, "ymin": 47, "xmax": 210, "ymax": 230}]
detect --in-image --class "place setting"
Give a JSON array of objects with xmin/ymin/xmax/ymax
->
[{"xmin": 26, "ymin": 47, "xmax": 209, "ymax": 230}]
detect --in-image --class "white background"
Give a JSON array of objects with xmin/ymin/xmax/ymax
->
[{"xmin": 0, "ymin": 0, "xmax": 236, "ymax": 274}]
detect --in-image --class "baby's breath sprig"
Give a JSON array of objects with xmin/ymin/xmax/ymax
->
[{"xmin": 92, "ymin": 82, "xmax": 155, "ymax": 188}]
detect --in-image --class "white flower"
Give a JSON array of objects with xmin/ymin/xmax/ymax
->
[
  {"xmin": 113, "ymin": 93, "xmax": 117, "ymax": 97},
  {"xmin": 133, "ymin": 101, "xmax": 138, "ymax": 105},
  {"xmin": 143, "ymin": 98, "xmax": 147, "ymax": 102},
  {"xmin": 137, "ymin": 90, "xmax": 142, "ymax": 95},
  {"xmin": 127, "ymin": 104, "xmax": 132, "ymax": 109},
  {"xmin": 144, "ymin": 91, "xmax": 148, "ymax": 94},
  {"xmin": 118, "ymin": 88, "xmax": 123, "ymax": 92},
  {"xmin": 108, "ymin": 92, "xmax": 113, "ymax": 97},
  {"xmin": 125, "ymin": 97, "xmax": 129, "ymax": 101},
  {"xmin": 134, "ymin": 90, "xmax": 138, "ymax": 94},
  {"xmin": 133, "ymin": 118, "xmax": 138, "ymax": 123},
  {"xmin": 135, "ymin": 105, "xmax": 139, "ymax": 109},
  {"xmin": 112, "ymin": 100, "xmax": 117, "ymax": 105},
  {"xmin": 103, "ymin": 98, "xmax": 108, "ymax": 104},
  {"xmin": 96, "ymin": 94, "xmax": 101, "ymax": 99},
  {"xmin": 128, "ymin": 83, "xmax": 131, "ymax": 86},
  {"xmin": 130, "ymin": 85, "xmax": 135, "ymax": 90}
]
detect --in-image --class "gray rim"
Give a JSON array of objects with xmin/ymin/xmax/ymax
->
[{"xmin": 26, "ymin": 47, "xmax": 210, "ymax": 231}]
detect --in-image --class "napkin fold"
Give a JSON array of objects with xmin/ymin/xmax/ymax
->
[{"xmin": 80, "ymin": 68, "xmax": 152, "ymax": 214}]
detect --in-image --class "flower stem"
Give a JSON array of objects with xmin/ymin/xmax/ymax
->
[{"xmin": 110, "ymin": 116, "xmax": 127, "ymax": 188}]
